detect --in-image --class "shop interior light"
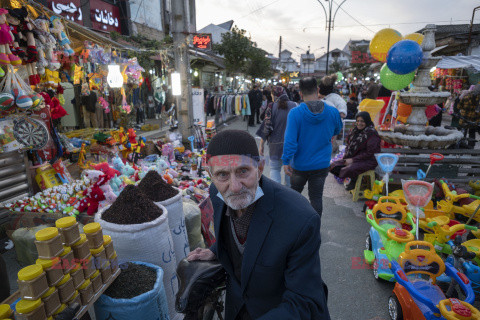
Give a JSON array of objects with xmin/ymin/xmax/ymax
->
[
  {"xmin": 430, "ymin": 67, "xmax": 437, "ymax": 73},
  {"xmin": 172, "ymin": 72, "xmax": 181, "ymax": 96},
  {"xmin": 107, "ymin": 65, "xmax": 123, "ymax": 88},
  {"xmin": 193, "ymin": 70, "xmax": 199, "ymax": 77}
]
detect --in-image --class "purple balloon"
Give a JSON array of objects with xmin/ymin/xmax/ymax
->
[{"xmin": 386, "ymin": 40, "xmax": 423, "ymax": 75}]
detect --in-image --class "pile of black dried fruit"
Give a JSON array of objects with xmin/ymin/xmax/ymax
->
[
  {"xmin": 137, "ymin": 170, "xmax": 178, "ymax": 202},
  {"xmin": 104, "ymin": 263, "xmax": 157, "ymax": 299},
  {"xmin": 102, "ymin": 185, "xmax": 163, "ymax": 224}
]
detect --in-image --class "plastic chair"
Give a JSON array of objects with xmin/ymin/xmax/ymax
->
[{"xmin": 350, "ymin": 170, "xmax": 376, "ymax": 201}]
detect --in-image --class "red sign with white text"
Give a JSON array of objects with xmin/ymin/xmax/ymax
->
[
  {"xmin": 48, "ymin": 0, "xmax": 84, "ymax": 24},
  {"xmin": 193, "ymin": 34, "xmax": 212, "ymax": 50},
  {"xmin": 90, "ymin": 0, "xmax": 122, "ymax": 33}
]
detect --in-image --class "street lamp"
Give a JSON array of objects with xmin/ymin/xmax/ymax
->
[{"xmin": 315, "ymin": 0, "xmax": 347, "ymax": 75}]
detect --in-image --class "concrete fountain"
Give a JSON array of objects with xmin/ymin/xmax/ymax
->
[{"xmin": 379, "ymin": 24, "xmax": 463, "ymax": 149}]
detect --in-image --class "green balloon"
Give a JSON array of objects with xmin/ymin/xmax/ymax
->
[
  {"xmin": 336, "ymin": 71, "xmax": 343, "ymax": 82},
  {"xmin": 380, "ymin": 63, "xmax": 415, "ymax": 91}
]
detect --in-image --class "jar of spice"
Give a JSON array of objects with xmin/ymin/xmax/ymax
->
[
  {"xmin": 67, "ymin": 291, "xmax": 81, "ymax": 307},
  {"xmin": 83, "ymin": 223, "xmax": 104, "ymax": 249},
  {"xmin": 34, "ymin": 227, "xmax": 63, "ymax": 259},
  {"xmin": 82, "ymin": 255, "xmax": 96, "ymax": 279},
  {"xmin": 41, "ymin": 287, "xmax": 61, "ymax": 317},
  {"xmin": 58, "ymin": 246, "xmax": 74, "ymax": 275},
  {"xmin": 52, "ymin": 304, "xmax": 67, "ymax": 318},
  {"xmin": 71, "ymin": 234, "xmax": 90, "ymax": 260},
  {"xmin": 103, "ymin": 235, "xmax": 115, "ymax": 258},
  {"xmin": 17, "ymin": 264, "xmax": 49, "ymax": 300},
  {"xmin": 90, "ymin": 246, "xmax": 107, "ymax": 269},
  {"xmin": 78, "ymin": 279, "xmax": 94, "ymax": 305},
  {"xmin": 110, "ymin": 252, "xmax": 118, "ymax": 273},
  {"xmin": 56, "ymin": 274, "xmax": 75, "ymax": 304},
  {"xmin": 90, "ymin": 270, "xmax": 102, "ymax": 293},
  {"xmin": 100, "ymin": 262, "xmax": 112, "ymax": 283},
  {"xmin": 70, "ymin": 263, "xmax": 86, "ymax": 290},
  {"xmin": 14, "ymin": 299, "xmax": 46, "ymax": 320},
  {"xmin": 36, "ymin": 257, "xmax": 63, "ymax": 287},
  {"xmin": 0, "ymin": 304, "xmax": 13, "ymax": 319},
  {"xmin": 56, "ymin": 217, "xmax": 81, "ymax": 246}
]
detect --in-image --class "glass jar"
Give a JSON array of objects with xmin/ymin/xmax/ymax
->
[
  {"xmin": 67, "ymin": 291, "xmax": 81, "ymax": 307},
  {"xmin": 90, "ymin": 270, "xmax": 103, "ymax": 293},
  {"xmin": 103, "ymin": 235, "xmax": 115, "ymax": 259},
  {"xmin": 56, "ymin": 216, "xmax": 81, "ymax": 246},
  {"xmin": 17, "ymin": 264, "xmax": 49, "ymax": 300},
  {"xmin": 14, "ymin": 299, "xmax": 46, "ymax": 320},
  {"xmin": 78, "ymin": 279, "xmax": 94, "ymax": 305},
  {"xmin": 58, "ymin": 246, "xmax": 74, "ymax": 275},
  {"xmin": 0, "ymin": 304, "xmax": 13, "ymax": 319},
  {"xmin": 72, "ymin": 234, "xmax": 90, "ymax": 260},
  {"xmin": 41, "ymin": 287, "xmax": 61, "ymax": 317},
  {"xmin": 56, "ymin": 274, "xmax": 75, "ymax": 304},
  {"xmin": 36, "ymin": 257, "xmax": 63, "ymax": 287},
  {"xmin": 83, "ymin": 223, "xmax": 104, "ymax": 249},
  {"xmin": 90, "ymin": 246, "xmax": 107, "ymax": 269},
  {"xmin": 34, "ymin": 227, "xmax": 63, "ymax": 259}
]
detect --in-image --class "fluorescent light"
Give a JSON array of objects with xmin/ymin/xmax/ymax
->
[
  {"xmin": 107, "ymin": 65, "xmax": 123, "ymax": 88},
  {"xmin": 172, "ymin": 72, "xmax": 181, "ymax": 96}
]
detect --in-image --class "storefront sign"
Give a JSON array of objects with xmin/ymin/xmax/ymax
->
[
  {"xmin": 48, "ymin": 0, "xmax": 83, "ymax": 24},
  {"xmin": 90, "ymin": 0, "xmax": 122, "ymax": 33},
  {"xmin": 191, "ymin": 88, "xmax": 205, "ymax": 124},
  {"xmin": 193, "ymin": 34, "xmax": 212, "ymax": 50},
  {"xmin": 289, "ymin": 72, "xmax": 299, "ymax": 78}
]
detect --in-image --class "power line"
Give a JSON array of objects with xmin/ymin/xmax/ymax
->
[
  {"xmin": 238, "ymin": 0, "xmax": 283, "ymax": 19},
  {"xmin": 332, "ymin": 0, "xmax": 375, "ymax": 33}
]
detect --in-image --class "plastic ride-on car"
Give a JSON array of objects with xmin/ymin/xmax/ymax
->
[
  {"xmin": 389, "ymin": 241, "xmax": 480, "ymax": 320},
  {"xmin": 364, "ymin": 196, "xmax": 416, "ymax": 281}
]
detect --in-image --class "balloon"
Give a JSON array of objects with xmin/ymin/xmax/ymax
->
[
  {"xmin": 336, "ymin": 71, "xmax": 343, "ymax": 82},
  {"xmin": 387, "ymin": 40, "xmax": 423, "ymax": 75},
  {"xmin": 380, "ymin": 64, "xmax": 416, "ymax": 91},
  {"xmin": 369, "ymin": 28, "xmax": 402, "ymax": 63},
  {"xmin": 404, "ymin": 33, "xmax": 424, "ymax": 46}
]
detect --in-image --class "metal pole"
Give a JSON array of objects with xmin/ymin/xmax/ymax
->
[
  {"xmin": 325, "ymin": 1, "xmax": 332, "ymax": 75},
  {"xmin": 468, "ymin": 6, "xmax": 480, "ymax": 52}
]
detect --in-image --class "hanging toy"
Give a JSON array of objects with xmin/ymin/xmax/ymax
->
[
  {"xmin": 33, "ymin": 16, "xmax": 57, "ymax": 74},
  {"xmin": 6, "ymin": 8, "xmax": 25, "ymax": 61},
  {"xmin": 0, "ymin": 8, "xmax": 21, "ymax": 65},
  {"xmin": 49, "ymin": 16, "xmax": 74, "ymax": 56}
]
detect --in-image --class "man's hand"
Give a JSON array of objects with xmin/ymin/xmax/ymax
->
[
  {"xmin": 187, "ymin": 248, "xmax": 216, "ymax": 261},
  {"xmin": 345, "ymin": 158, "xmax": 353, "ymax": 165},
  {"xmin": 284, "ymin": 165, "xmax": 293, "ymax": 177}
]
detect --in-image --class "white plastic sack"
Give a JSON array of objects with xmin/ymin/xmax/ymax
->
[
  {"xmin": 183, "ymin": 201, "xmax": 205, "ymax": 250},
  {"xmin": 154, "ymin": 188, "xmax": 190, "ymax": 264},
  {"xmin": 95, "ymin": 204, "xmax": 180, "ymax": 320}
]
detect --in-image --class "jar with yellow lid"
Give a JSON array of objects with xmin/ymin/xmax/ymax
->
[
  {"xmin": 14, "ymin": 298, "xmax": 46, "ymax": 320},
  {"xmin": 71, "ymin": 234, "xmax": 90, "ymax": 260},
  {"xmin": 103, "ymin": 235, "xmax": 115, "ymax": 259},
  {"xmin": 34, "ymin": 227, "xmax": 63, "ymax": 259},
  {"xmin": 66, "ymin": 290, "xmax": 81, "ymax": 307},
  {"xmin": 82, "ymin": 255, "xmax": 96, "ymax": 279},
  {"xmin": 78, "ymin": 279, "xmax": 94, "ymax": 305},
  {"xmin": 17, "ymin": 264, "xmax": 49, "ymax": 300},
  {"xmin": 0, "ymin": 304, "xmax": 13, "ymax": 319},
  {"xmin": 56, "ymin": 274, "xmax": 75, "ymax": 304},
  {"xmin": 52, "ymin": 304, "xmax": 66, "ymax": 317},
  {"xmin": 58, "ymin": 246, "xmax": 74, "ymax": 275},
  {"xmin": 36, "ymin": 257, "xmax": 63, "ymax": 287},
  {"xmin": 90, "ymin": 270, "xmax": 102, "ymax": 293},
  {"xmin": 90, "ymin": 245, "xmax": 107, "ymax": 269},
  {"xmin": 70, "ymin": 262, "xmax": 86, "ymax": 290},
  {"xmin": 55, "ymin": 216, "xmax": 81, "ymax": 246},
  {"xmin": 41, "ymin": 287, "xmax": 61, "ymax": 317},
  {"xmin": 110, "ymin": 252, "xmax": 119, "ymax": 273},
  {"xmin": 83, "ymin": 223, "xmax": 104, "ymax": 249},
  {"xmin": 100, "ymin": 261, "xmax": 112, "ymax": 283}
]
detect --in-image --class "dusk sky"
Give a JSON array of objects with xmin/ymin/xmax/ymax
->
[{"xmin": 196, "ymin": 0, "xmax": 476, "ymax": 60}]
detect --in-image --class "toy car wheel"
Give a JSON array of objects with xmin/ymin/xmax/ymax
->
[
  {"xmin": 365, "ymin": 234, "xmax": 372, "ymax": 251},
  {"xmin": 388, "ymin": 295, "xmax": 403, "ymax": 320},
  {"xmin": 373, "ymin": 259, "xmax": 379, "ymax": 280}
]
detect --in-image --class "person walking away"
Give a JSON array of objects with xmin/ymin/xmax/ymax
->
[
  {"xmin": 263, "ymin": 85, "xmax": 273, "ymax": 105},
  {"xmin": 248, "ymin": 84, "xmax": 263, "ymax": 126},
  {"xmin": 319, "ymin": 74, "xmax": 347, "ymax": 118},
  {"xmin": 283, "ymin": 77, "xmax": 342, "ymax": 222},
  {"xmin": 292, "ymin": 83, "xmax": 301, "ymax": 103},
  {"xmin": 330, "ymin": 111, "xmax": 381, "ymax": 190},
  {"xmin": 364, "ymin": 78, "xmax": 380, "ymax": 100},
  {"xmin": 257, "ymin": 86, "xmax": 296, "ymax": 187},
  {"xmin": 187, "ymin": 129, "xmax": 330, "ymax": 320},
  {"xmin": 457, "ymin": 84, "xmax": 480, "ymax": 148}
]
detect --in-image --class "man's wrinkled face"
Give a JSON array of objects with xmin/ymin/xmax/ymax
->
[{"xmin": 208, "ymin": 155, "xmax": 264, "ymax": 210}]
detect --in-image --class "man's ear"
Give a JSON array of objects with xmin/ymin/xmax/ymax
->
[{"xmin": 257, "ymin": 159, "xmax": 265, "ymax": 180}]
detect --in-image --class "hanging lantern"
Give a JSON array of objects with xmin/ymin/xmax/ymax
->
[{"xmin": 107, "ymin": 65, "xmax": 124, "ymax": 88}]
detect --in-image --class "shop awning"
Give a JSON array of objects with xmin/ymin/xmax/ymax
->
[
  {"xmin": 189, "ymin": 49, "xmax": 225, "ymax": 69},
  {"xmin": 436, "ymin": 55, "xmax": 480, "ymax": 72}
]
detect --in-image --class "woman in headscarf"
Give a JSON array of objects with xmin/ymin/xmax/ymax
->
[{"xmin": 330, "ymin": 111, "xmax": 381, "ymax": 190}]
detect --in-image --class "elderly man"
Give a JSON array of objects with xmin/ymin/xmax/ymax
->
[{"xmin": 188, "ymin": 130, "xmax": 330, "ymax": 320}]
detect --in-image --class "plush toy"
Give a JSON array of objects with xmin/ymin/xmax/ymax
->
[
  {"xmin": 82, "ymin": 169, "xmax": 104, "ymax": 184},
  {"xmin": 112, "ymin": 156, "xmax": 125, "ymax": 172},
  {"xmin": 121, "ymin": 163, "xmax": 135, "ymax": 177},
  {"xmin": 77, "ymin": 184, "xmax": 105, "ymax": 215},
  {"xmin": 33, "ymin": 16, "xmax": 57, "ymax": 74},
  {"xmin": 99, "ymin": 184, "xmax": 117, "ymax": 204},
  {"xmin": 91, "ymin": 162, "xmax": 121, "ymax": 179},
  {"xmin": 0, "ymin": 8, "xmax": 20, "ymax": 65},
  {"xmin": 109, "ymin": 174, "xmax": 122, "ymax": 196},
  {"xmin": 49, "ymin": 16, "xmax": 74, "ymax": 56}
]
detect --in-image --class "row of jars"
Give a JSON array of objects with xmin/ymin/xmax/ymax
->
[{"xmin": 0, "ymin": 218, "xmax": 118, "ymax": 320}]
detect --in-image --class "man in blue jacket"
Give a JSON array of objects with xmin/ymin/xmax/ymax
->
[
  {"xmin": 282, "ymin": 77, "xmax": 343, "ymax": 223},
  {"xmin": 188, "ymin": 129, "xmax": 330, "ymax": 320}
]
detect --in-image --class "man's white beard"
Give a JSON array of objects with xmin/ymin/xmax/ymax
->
[{"xmin": 223, "ymin": 185, "xmax": 257, "ymax": 210}]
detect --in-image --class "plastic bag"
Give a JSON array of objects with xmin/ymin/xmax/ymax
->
[
  {"xmin": 11, "ymin": 225, "xmax": 50, "ymax": 266},
  {"xmin": 183, "ymin": 201, "xmax": 205, "ymax": 250}
]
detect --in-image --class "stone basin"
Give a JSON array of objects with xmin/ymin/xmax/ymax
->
[
  {"xmin": 379, "ymin": 125, "xmax": 463, "ymax": 149},
  {"xmin": 399, "ymin": 91, "xmax": 451, "ymax": 106}
]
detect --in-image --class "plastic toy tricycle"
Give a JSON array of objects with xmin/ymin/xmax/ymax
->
[
  {"xmin": 389, "ymin": 241, "xmax": 480, "ymax": 320},
  {"xmin": 364, "ymin": 197, "xmax": 416, "ymax": 281},
  {"xmin": 436, "ymin": 180, "xmax": 480, "ymax": 223}
]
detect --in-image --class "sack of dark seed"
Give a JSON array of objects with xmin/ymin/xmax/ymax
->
[{"xmin": 137, "ymin": 170, "xmax": 179, "ymax": 202}]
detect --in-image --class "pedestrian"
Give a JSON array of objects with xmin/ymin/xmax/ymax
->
[
  {"xmin": 135, "ymin": 103, "xmax": 145, "ymax": 125},
  {"xmin": 364, "ymin": 78, "xmax": 381, "ymax": 100},
  {"xmin": 257, "ymin": 86, "xmax": 296, "ymax": 187},
  {"xmin": 263, "ymin": 84, "xmax": 273, "ymax": 104},
  {"xmin": 319, "ymin": 74, "xmax": 347, "ymax": 118},
  {"xmin": 346, "ymin": 96, "xmax": 358, "ymax": 119},
  {"xmin": 188, "ymin": 129, "xmax": 330, "ymax": 320},
  {"xmin": 248, "ymin": 84, "xmax": 263, "ymax": 126},
  {"xmin": 162, "ymin": 84, "xmax": 174, "ymax": 113},
  {"xmin": 283, "ymin": 77, "xmax": 343, "ymax": 221},
  {"xmin": 292, "ymin": 83, "xmax": 301, "ymax": 103},
  {"xmin": 153, "ymin": 86, "xmax": 163, "ymax": 119}
]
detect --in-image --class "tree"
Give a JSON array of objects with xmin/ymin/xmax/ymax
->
[
  {"xmin": 330, "ymin": 58, "xmax": 342, "ymax": 73},
  {"xmin": 245, "ymin": 46, "xmax": 273, "ymax": 79}
]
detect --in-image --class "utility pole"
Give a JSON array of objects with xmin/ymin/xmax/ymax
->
[
  {"xmin": 468, "ymin": 6, "xmax": 480, "ymax": 53},
  {"xmin": 171, "ymin": 0, "xmax": 194, "ymax": 141}
]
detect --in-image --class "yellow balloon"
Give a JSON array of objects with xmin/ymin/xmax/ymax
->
[
  {"xmin": 369, "ymin": 28, "xmax": 402, "ymax": 63},
  {"xmin": 403, "ymin": 33, "xmax": 424, "ymax": 46}
]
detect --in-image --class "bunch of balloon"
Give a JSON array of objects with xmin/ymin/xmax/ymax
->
[{"xmin": 370, "ymin": 28, "xmax": 425, "ymax": 91}]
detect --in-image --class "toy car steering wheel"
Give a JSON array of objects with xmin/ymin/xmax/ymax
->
[
  {"xmin": 438, "ymin": 298, "xmax": 480, "ymax": 320},
  {"xmin": 387, "ymin": 228, "xmax": 414, "ymax": 243}
]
